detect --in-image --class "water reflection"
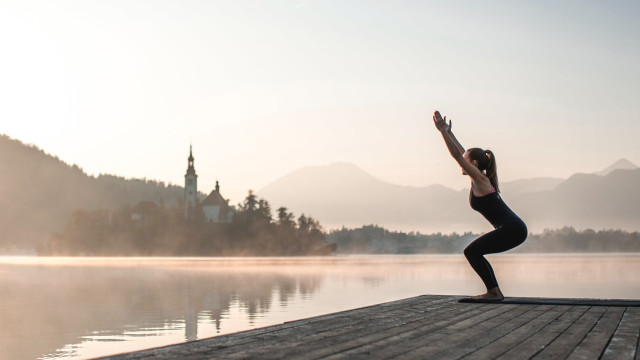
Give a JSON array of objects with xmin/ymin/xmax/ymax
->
[
  {"xmin": 0, "ymin": 255, "xmax": 638, "ymax": 360},
  {"xmin": 0, "ymin": 258, "xmax": 324, "ymax": 360}
]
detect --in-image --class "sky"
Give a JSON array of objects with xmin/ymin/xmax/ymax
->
[{"xmin": 2, "ymin": 0, "xmax": 639, "ymax": 203}]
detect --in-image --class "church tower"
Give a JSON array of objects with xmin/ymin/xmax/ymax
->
[{"xmin": 184, "ymin": 144, "xmax": 198, "ymax": 218}]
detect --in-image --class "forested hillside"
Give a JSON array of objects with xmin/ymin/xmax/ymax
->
[{"xmin": 0, "ymin": 134, "xmax": 186, "ymax": 251}]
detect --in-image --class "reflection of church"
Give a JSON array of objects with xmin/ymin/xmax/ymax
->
[{"xmin": 184, "ymin": 145, "xmax": 234, "ymax": 222}]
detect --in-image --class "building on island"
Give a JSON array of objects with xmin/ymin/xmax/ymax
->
[
  {"xmin": 184, "ymin": 145, "xmax": 198, "ymax": 218},
  {"xmin": 184, "ymin": 145, "xmax": 234, "ymax": 223},
  {"xmin": 202, "ymin": 180, "xmax": 233, "ymax": 223}
]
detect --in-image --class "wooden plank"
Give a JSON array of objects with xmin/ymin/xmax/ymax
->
[
  {"xmin": 217, "ymin": 297, "xmax": 462, "ymax": 357},
  {"xmin": 314, "ymin": 304, "xmax": 518, "ymax": 359},
  {"xmin": 390, "ymin": 304, "xmax": 541, "ymax": 359},
  {"xmin": 566, "ymin": 306, "xmax": 626, "ymax": 360},
  {"xmin": 221, "ymin": 302, "xmax": 486, "ymax": 359},
  {"xmin": 531, "ymin": 306, "xmax": 608, "ymax": 360},
  {"xmin": 602, "ymin": 307, "xmax": 640, "ymax": 360},
  {"xmin": 494, "ymin": 306, "xmax": 590, "ymax": 359},
  {"xmin": 394, "ymin": 305, "xmax": 547, "ymax": 359},
  {"xmin": 461, "ymin": 305, "xmax": 572, "ymax": 360},
  {"xmin": 238, "ymin": 303, "xmax": 494, "ymax": 360}
]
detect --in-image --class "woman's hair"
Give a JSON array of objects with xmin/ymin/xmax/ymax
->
[{"xmin": 467, "ymin": 147, "xmax": 500, "ymax": 193}]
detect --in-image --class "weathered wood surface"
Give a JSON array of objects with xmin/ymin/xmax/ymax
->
[{"xmin": 98, "ymin": 295, "xmax": 640, "ymax": 360}]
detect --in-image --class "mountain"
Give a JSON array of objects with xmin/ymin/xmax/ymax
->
[
  {"xmin": 0, "ymin": 134, "xmax": 187, "ymax": 251},
  {"xmin": 4, "ymin": 132, "xmax": 638, "ymax": 251},
  {"xmin": 258, "ymin": 163, "xmax": 478, "ymax": 232},
  {"xmin": 258, "ymin": 161, "xmax": 640, "ymax": 233},
  {"xmin": 500, "ymin": 177, "xmax": 564, "ymax": 195},
  {"xmin": 595, "ymin": 158, "xmax": 638, "ymax": 176}
]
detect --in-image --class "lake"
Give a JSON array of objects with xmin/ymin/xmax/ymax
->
[{"xmin": 1, "ymin": 254, "xmax": 638, "ymax": 360}]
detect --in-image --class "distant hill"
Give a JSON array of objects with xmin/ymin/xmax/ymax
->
[
  {"xmin": 499, "ymin": 177, "xmax": 564, "ymax": 195},
  {"xmin": 594, "ymin": 158, "xmax": 638, "ymax": 176},
  {"xmin": 512, "ymin": 168, "xmax": 640, "ymax": 231},
  {"xmin": 258, "ymin": 161, "xmax": 640, "ymax": 233},
  {"xmin": 258, "ymin": 163, "xmax": 476, "ymax": 232},
  {"xmin": 0, "ymin": 134, "xmax": 189, "ymax": 251}
]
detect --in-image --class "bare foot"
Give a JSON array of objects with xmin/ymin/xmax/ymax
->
[{"xmin": 472, "ymin": 287, "xmax": 504, "ymax": 301}]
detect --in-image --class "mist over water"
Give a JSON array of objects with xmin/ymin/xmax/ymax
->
[{"xmin": 1, "ymin": 255, "xmax": 638, "ymax": 360}]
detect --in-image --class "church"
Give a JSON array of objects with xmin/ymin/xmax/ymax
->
[{"xmin": 184, "ymin": 145, "xmax": 234, "ymax": 223}]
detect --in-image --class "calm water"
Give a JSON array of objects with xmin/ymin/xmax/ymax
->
[{"xmin": 1, "ymin": 254, "xmax": 638, "ymax": 360}]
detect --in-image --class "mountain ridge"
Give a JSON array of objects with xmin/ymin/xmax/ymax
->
[
  {"xmin": 258, "ymin": 160, "xmax": 640, "ymax": 233},
  {"xmin": 2, "ymin": 132, "xmax": 638, "ymax": 251},
  {"xmin": 595, "ymin": 158, "xmax": 638, "ymax": 176}
]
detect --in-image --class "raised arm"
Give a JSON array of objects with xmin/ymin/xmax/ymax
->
[
  {"xmin": 433, "ymin": 111, "xmax": 490, "ymax": 186},
  {"xmin": 433, "ymin": 111, "xmax": 463, "ymax": 159},
  {"xmin": 447, "ymin": 125, "xmax": 465, "ymax": 155}
]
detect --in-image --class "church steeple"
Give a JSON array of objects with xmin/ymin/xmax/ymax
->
[
  {"xmin": 186, "ymin": 144, "xmax": 196, "ymax": 176},
  {"xmin": 184, "ymin": 144, "xmax": 198, "ymax": 218}
]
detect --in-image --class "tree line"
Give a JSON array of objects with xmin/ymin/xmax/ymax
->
[
  {"xmin": 327, "ymin": 225, "xmax": 640, "ymax": 254},
  {"xmin": 38, "ymin": 191, "xmax": 330, "ymax": 256},
  {"xmin": 0, "ymin": 134, "xmax": 186, "ymax": 251},
  {"xmin": 514, "ymin": 227, "xmax": 640, "ymax": 253}
]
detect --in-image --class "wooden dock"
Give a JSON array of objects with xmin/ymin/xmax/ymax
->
[{"xmin": 99, "ymin": 295, "xmax": 640, "ymax": 360}]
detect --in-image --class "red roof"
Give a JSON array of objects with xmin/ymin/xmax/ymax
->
[{"xmin": 201, "ymin": 190, "xmax": 227, "ymax": 206}]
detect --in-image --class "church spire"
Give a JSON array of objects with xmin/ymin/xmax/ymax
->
[
  {"xmin": 184, "ymin": 143, "xmax": 198, "ymax": 218},
  {"xmin": 186, "ymin": 143, "xmax": 196, "ymax": 175}
]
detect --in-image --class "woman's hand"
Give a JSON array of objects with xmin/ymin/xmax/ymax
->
[{"xmin": 433, "ymin": 111, "xmax": 451, "ymax": 132}]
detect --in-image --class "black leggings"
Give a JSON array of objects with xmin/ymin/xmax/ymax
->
[{"xmin": 464, "ymin": 219, "xmax": 527, "ymax": 290}]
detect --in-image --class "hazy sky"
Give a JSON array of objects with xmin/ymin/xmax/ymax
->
[{"xmin": 2, "ymin": 0, "xmax": 639, "ymax": 203}]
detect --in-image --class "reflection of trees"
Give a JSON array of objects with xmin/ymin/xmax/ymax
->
[
  {"xmin": 277, "ymin": 280, "xmax": 297, "ymax": 306},
  {"xmin": 0, "ymin": 263, "xmax": 322, "ymax": 360}
]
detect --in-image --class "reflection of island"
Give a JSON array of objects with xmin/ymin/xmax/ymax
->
[{"xmin": 0, "ymin": 261, "xmax": 323, "ymax": 360}]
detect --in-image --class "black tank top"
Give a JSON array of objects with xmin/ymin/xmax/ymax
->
[{"xmin": 469, "ymin": 190, "xmax": 521, "ymax": 229}]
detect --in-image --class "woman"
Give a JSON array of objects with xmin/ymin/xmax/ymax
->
[{"xmin": 433, "ymin": 110, "xmax": 527, "ymax": 301}]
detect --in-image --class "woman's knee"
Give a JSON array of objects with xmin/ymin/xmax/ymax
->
[{"xmin": 463, "ymin": 245, "xmax": 476, "ymax": 259}]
